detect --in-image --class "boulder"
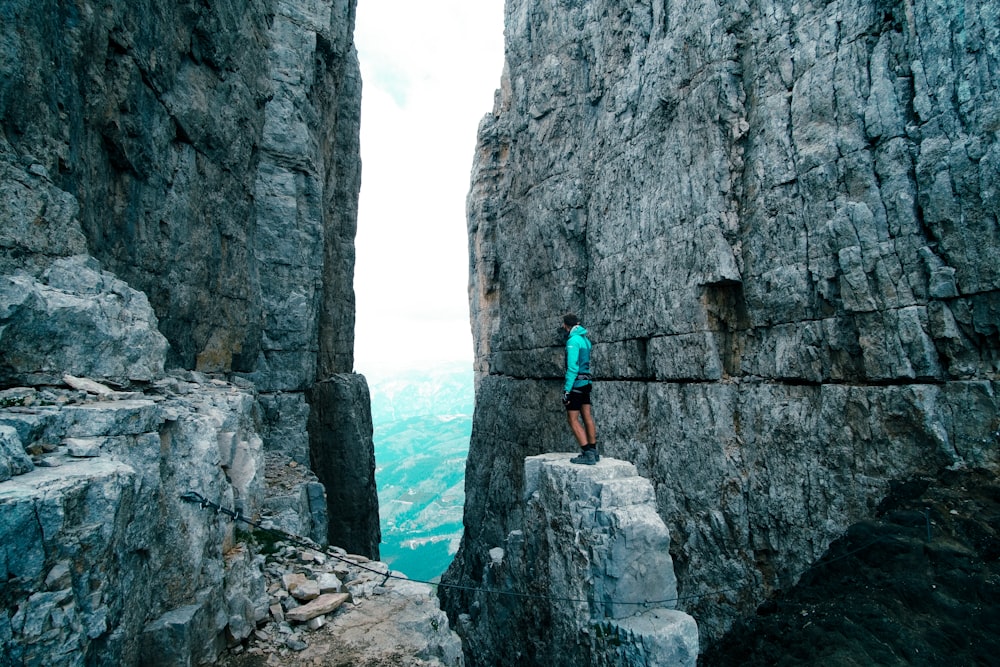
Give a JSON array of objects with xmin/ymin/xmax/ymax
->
[
  {"xmin": 285, "ymin": 593, "xmax": 350, "ymax": 623},
  {"xmin": 0, "ymin": 424, "xmax": 33, "ymax": 481},
  {"xmin": 0, "ymin": 256, "xmax": 167, "ymax": 386}
]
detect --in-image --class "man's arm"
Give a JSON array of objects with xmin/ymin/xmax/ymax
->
[{"xmin": 564, "ymin": 338, "xmax": 580, "ymax": 393}]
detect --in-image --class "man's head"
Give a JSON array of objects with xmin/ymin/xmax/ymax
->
[{"xmin": 562, "ymin": 313, "xmax": 580, "ymax": 330}]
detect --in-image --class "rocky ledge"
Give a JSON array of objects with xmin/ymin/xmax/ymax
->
[
  {"xmin": 0, "ymin": 373, "xmax": 267, "ymax": 665},
  {"xmin": 452, "ymin": 454, "xmax": 699, "ymax": 667},
  {"xmin": 1, "ymin": 373, "xmax": 460, "ymax": 666}
]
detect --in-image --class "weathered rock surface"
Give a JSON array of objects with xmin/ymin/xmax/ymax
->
[
  {"xmin": 1, "ymin": 1, "xmax": 382, "ymax": 664},
  {"xmin": 701, "ymin": 467, "xmax": 1000, "ymax": 666},
  {"xmin": 445, "ymin": 0, "xmax": 1000, "ymax": 658},
  {"xmin": 0, "ymin": 0, "xmax": 377, "ymax": 557},
  {"xmin": 2, "ymin": 0, "xmax": 361, "ymax": 381},
  {"xmin": 0, "ymin": 256, "xmax": 168, "ymax": 386},
  {"xmin": 0, "ymin": 378, "xmax": 266, "ymax": 666},
  {"xmin": 0, "ymin": 424, "xmax": 33, "ymax": 481},
  {"xmin": 454, "ymin": 454, "xmax": 698, "ymax": 667},
  {"xmin": 308, "ymin": 373, "xmax": 381, "ymax": 559},
  {"xmin": 216, "ymin": 541, "xmax": 463, "ymax": 667}
]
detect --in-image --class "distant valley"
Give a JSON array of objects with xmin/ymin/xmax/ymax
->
[{"xmin": 367, "ymin": 363, "xmax": 473, "ymax": 581}]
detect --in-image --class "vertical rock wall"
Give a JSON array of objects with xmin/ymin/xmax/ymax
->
[
  {"xmin": 0, "ymin": 0, "xmax": 377, "ymax": 554},
  {"xmin": 1, "ymin": 0, "xmax": 378, "ymax": 664},
  {"xmin": 444, "ymin": 0, "xmax": 1000, "ymax": 657}
]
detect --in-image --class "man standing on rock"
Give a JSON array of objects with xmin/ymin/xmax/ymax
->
[{"xmin": 560, "ymin": 313, "xmax": 598, "ymax": 464}]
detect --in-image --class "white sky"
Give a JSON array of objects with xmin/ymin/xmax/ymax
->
[{"xmin": 352, "ymin": 1, "xmax": 506, "ymax": 375}]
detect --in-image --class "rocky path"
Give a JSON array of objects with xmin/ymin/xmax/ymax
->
[
  {"xmin": 210, "ymin": 451, "xmax": 462, "ymax": 667},
  {"xmin": 701, "ymin": 468, "xmax": 1000, "ymax": 666},
  {"xmin": 215, "ymin": 539, "xmax": 462, "ymax": 667}
]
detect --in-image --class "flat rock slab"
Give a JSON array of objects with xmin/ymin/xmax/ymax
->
[
  {"xmin": 286, "ymin": 593, "xmax": 350, "ymax": 623},
  {"xmin": 62, "ymin": 400, "xmax": 161, "ymax": 437},
  {"xmin": 62, "ymin": 375, "xmax": 114, "ymax": 396}
]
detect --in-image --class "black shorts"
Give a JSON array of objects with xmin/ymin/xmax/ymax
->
[{"xmin": 565, "ymin": 384, "xmax": 592, "ymax": 411}]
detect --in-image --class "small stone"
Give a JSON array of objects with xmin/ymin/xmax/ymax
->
[
  {"xmin": 62, "ymin": 375, "xmax": 114, "ymax": 396},
  {"xmin": 306, "ymin": 615, "xmax": 325, "ymax": 630},
  {"xmin": 282, "ymin": 573, "xmax": 320, "ymax": 601},
  {"xmin": 343, "ymin": 553, "xmax": 370, "ymax": 564},
  {"xmin": 65, "ymin": 438, "xmax": 102, "ymax": 458},
  {"xmin": 316, "ymin": 572, "xmax": 343, "ymax": 594},
  {"xmin": 285, "ymin": 593, "xmax": 349, "ymax": 623},
  {"xmin": 285, "ymin": 636, "xmax": 308, "ymax": 651},
  {"xmin": 269, "ymin": 603, "xmax": 285, "ymax": 623}
]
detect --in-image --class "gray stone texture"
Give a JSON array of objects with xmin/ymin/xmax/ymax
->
[
  {"xmin": 0, "ymin": 424, "xmax": 33, "ymax": 481},
  {"xmin": 1, "ymin": 0, "xmax": 360, "ymax": 382},
  {"xmin": 0, "ymin": 382, "xmax": 265, "ymax": 666},
  {"xmin": 307, "ymin": 373, "xmax": 381, "ymax": 559},
  {"xmin": 0, "ymin": 256, "xmax": 168, "ymax": 386},
  {"xmin": 258, "ymin": 392, "xmax": 313, "ymax": 465},
  {"xmin": 1, "ymin": 0, "xmax": 379, "ymax": 663},
  {"xmin": 1, "ymin": 0, "xmax": 376, "ymax": 584},
  {"xmin": 457, "ymin": 454, "xmax": 698, "ymax": 667},
  {"xmin": 444, "ymin": 0, "xmax": 1000, "ymax": 657}
]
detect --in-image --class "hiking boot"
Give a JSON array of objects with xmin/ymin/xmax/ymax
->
[{"xmin": 570, "ymin": 448, "xmax": 598, "ymax": 465}]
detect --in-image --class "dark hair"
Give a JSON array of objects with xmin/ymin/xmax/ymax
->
[{"xmin": 563, "ymin": 313, "xmax": 580, "ymax": 327}]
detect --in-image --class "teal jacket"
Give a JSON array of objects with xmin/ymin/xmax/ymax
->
[{"xmin": 564, "ymin": 325, "xmax": 593, "ymax": 393}]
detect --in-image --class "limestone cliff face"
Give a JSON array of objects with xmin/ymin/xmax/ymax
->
[
  {"xmin": 1, "ymin": 1, "xmax": 379, "ymax": 663},
  {"xmin": 0, "ymin": 0, "xmax": 378, "ymax": 555},
  {"xmin": 444, "ymin": 0, "xmax": 1000, "ymax": 657}
]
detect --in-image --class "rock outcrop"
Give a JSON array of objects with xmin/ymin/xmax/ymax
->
[
  {"xmin": 444, "ymin": 0, "xmax": 1000, "ymax": 658},
  {"xmin": 0, "ymin": 256, "xmax": 168, "ymax": 387},
  {"xmin": 1, "ymin": 377, "xmax": 266, "ymax": 665},
  {"xmin": 0, "ymin": 0, "xmax": 377, "ymax": 555},
  {"xmin": 1, "ymin": 0, "xmax": 386, "ymax": 664},
  {"xmin": 453, "ymin": 454, "xmax": 698, "ymax": 666}
]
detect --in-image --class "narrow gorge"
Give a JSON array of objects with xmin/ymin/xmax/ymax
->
[{"xmin": 1, "ymin": 0, "xmax": 998, "ymax": 666}]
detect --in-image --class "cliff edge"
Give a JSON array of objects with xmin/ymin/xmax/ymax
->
[
  {"xmin": 453, "ymin": 454, "xmax": 698, "ymax": 667},
  {"xmin": 443, "ymin": 0, "xmax": 999, "ymax": 659}
]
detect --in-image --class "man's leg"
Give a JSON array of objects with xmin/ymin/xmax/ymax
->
[
  {"xmin": 566, "ymin": 410, "xmax": 587, "ymax": 446},
  {"xmin": 581, "ymin": 404, "xmax": 596, "ymax": 445}
]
